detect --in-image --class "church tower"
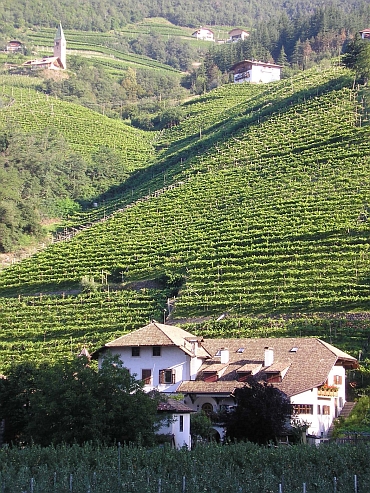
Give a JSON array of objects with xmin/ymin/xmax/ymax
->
[{"xmin": 54, "ymin": 23, "xmax": 66, "ymax": 69}]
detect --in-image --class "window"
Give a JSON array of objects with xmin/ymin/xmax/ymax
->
[
  {"xmin": 159, "ymin": 369, "xmax": 175, "ymax": 384},
  {"xmin": 293, "ymin": 404, "xmax": 313, "ymax": 414},
  {"xmin": 322, "ymin": 405, "xmax": 331, "ymax": 415},
  {"xmin": 153, "ymin": 346, "xmax": 161, "ymax": 357},
  {"xmin": 179, "ymin": 415, "xmax": 184, "ymax": 432},
  {"xmin": 202, "ymin": 403, "xmax": 213, "ymax": 416},
  {"xmin": 132, "ymin": 347, "xmax": 140, "ymax": 357},
  {"xmin": 141, "ymin": 369, "xmax": 151, "ymax": 385},
  {"xmin": 333, "ymin": 375, "xmax": 342, "ymax": 385}
]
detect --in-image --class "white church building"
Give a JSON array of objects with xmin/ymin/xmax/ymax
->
[{"xmin": 24, "ymin": 23, "xmax": 66, "ymax": 70}]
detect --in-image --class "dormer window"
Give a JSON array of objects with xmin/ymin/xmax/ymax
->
[
  {"xmin": 203, "ymin": 371, "xmax": 218, "ymax": 382},
  {"xmin": 237, "ymin": 348, "xmax": 245, "ymax": 353},
  {"xmin": 266, "ymin": 372, "xmax": 282, "ymax": 383},
  {"xmin": 131, "ymin": 347, "xmax": 140, "ymax": 357},
  {"xmin": 153, "ymin": 346, "xmax": 161, "ymax": 357},
  {"xmin": 237, "ymin": 371, "xmax": 251, "ymax": 382}
]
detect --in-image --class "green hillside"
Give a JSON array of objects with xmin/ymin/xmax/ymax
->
[
  {"xmin": 0, "ymin": 65, "xmax": 370, "ymax": 372},
  {"xmin": 0, "ymin": 75, "xmax": 154, "ymax": 167},
  {"xmin": 25, "ymin": 26, "xmax": 184, "ymax": 74}
]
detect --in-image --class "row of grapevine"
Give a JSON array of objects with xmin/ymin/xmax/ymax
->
[
  {"xmin": 0, "ymin": 289, "xmax": 168, "ymax": 372},
  {"xmin": 0, "ymin": 442, "xmax": 370, "ymax": 493}
]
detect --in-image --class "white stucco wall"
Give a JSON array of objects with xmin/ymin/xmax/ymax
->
[
  {"xmin": 234, "ymin": 65, "xmax": 280, "ymax": 84},
  {"xmin": 99, "ymin": 346, "xmax": 203, "ymax": 392},
  {"xmin": 158, "ymin": 413, "xmax": 191, "ymax": 449},
  {"xmin": 291, "ymin": 365, "xmax": 346, "ymax": 437}
]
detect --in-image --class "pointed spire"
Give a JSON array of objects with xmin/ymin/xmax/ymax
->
[{"xmin": 55, "ymin": 23, "xmax": 65, "ymax": 41}]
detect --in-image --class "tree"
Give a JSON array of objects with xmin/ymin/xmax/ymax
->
[
  {"xmin": 190, "ymin": 411, "xmax": 213, "ymax": 445},
  {"xmin": 343, "ymin": 35, "xmax": 370, "ymax": 83},
  {"xmin": 225, "ymin": 379, "xmax": 292, "ymax": 445},
  {"xmin": 0, "ymin": 355, "xmax": 163, "ymax": 446}
]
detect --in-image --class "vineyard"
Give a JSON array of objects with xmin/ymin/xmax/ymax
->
[
  {"xmin": 1, "ymin": 442, "xmax": 370, "ymax": 493},
  {"xmin": 0, "ymin": 65, "xmax": 370, "ymax": 370},
  {"xmin": 25, "ymin": 24, "xmax": 187, "ymax": 75},
  {"xmin": 0, "ymin": 76, "xmax": 155, "ymax": 167},
  {"xmin": 0, "ymin": 289, "xmax": 169, "ymax": 370}
]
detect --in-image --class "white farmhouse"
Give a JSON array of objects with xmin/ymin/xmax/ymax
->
[
  {"xmin": 359, "ymin": 28, "xmax": 370, "ymax": 40},
  {"xmin": 192, "ymin": 28, "xmax": 215, "ymax": 42},
  {"xmin": 231, "ymin": 59, "xmax": 282, "ymax": 84},
  {"xmin": 95, "ymin": 321, "xmax": 358, "ymax": 446}
]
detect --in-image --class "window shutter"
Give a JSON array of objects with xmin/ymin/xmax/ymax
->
[{"xmin": 159, "ymin": 370, "xmax": 165, "ymax": 384}]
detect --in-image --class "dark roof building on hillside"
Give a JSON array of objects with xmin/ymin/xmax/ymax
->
[
  {"xmin": 228, "ymin": 29, "xmax": 249, "ymax": 43},
  {"xmin": 6, "ymin": 40, "xmax": 23, "ymax": 53}
]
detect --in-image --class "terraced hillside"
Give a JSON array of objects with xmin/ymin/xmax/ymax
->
[
  {"xmin": 0, "ymin": 65, "xmax": 370, "ymax": 371},
  {"xmin": 25, "ymin": 25, "xmax": 184, "ymax": 75},
  {"xmin": 0, "ymin": 75, "xmax": 155, "ymax": 168}
]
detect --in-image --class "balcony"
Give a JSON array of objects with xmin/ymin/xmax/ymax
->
[{"xmin": 317, "ymin": 385, "xmax": 339, "ymax": 397}]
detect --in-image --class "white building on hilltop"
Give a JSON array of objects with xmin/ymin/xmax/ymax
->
[
  {"xmin": 359, "ymin": 28, "xmax": 370, "ymax": 40},
  {"xmin": 94, "ymin": 321, "xmax": 358, "ymax": 447},
  {"xmin": 192, "ymin": 28, "xmax": 214, "ymax": 42},
  {"xmin": 231, "ymin": 59, "xmax": 282, "ymax": 84}
]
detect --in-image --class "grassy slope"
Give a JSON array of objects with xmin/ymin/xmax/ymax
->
[{"xmin": 0, "ymin": 65, "xmax": 370, "ymax": 371}]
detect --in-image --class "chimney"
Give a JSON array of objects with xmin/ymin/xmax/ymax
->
[
  {"xmin": 220, "ymin": 348, "xmax": 229, "ymax": 364},
  {"xmin": 189, "ymin": 339, "xmax": 198, "ymax": 356},
  {"xmin": 264, "ymin": 347, "xmax": 274, "ymax": 367}
]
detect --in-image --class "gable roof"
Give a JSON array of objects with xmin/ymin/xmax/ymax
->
[
  {"xmin": 23, "ymin": 56, "xmax": 64, "ymax": 69},
  {"xmin": 178, "ymin": 337, "xmax": 357, "ymax": 398},
  {"xmin": 95, "ymin": 321, "xmax": 211, "ymax": 358},
  {"xmin": 192, "ymin": 28, "xmax": 214, "ymax": 36},
  {"xmin": 229, "ymin": 28, "xmax": 249, "ymax": 35},
  {"xmin": 230, "ymin": 59, "xmax": 282, "ymax": 71}
]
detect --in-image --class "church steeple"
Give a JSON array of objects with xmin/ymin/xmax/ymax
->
[{"xmin": 54, "ymin": 23, "xmax": 66, "ymax": 69}]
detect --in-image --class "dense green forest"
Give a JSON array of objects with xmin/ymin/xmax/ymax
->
[{"xmin": 0, "ymin": 0, "xmax": 370, "ymax": 30}]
